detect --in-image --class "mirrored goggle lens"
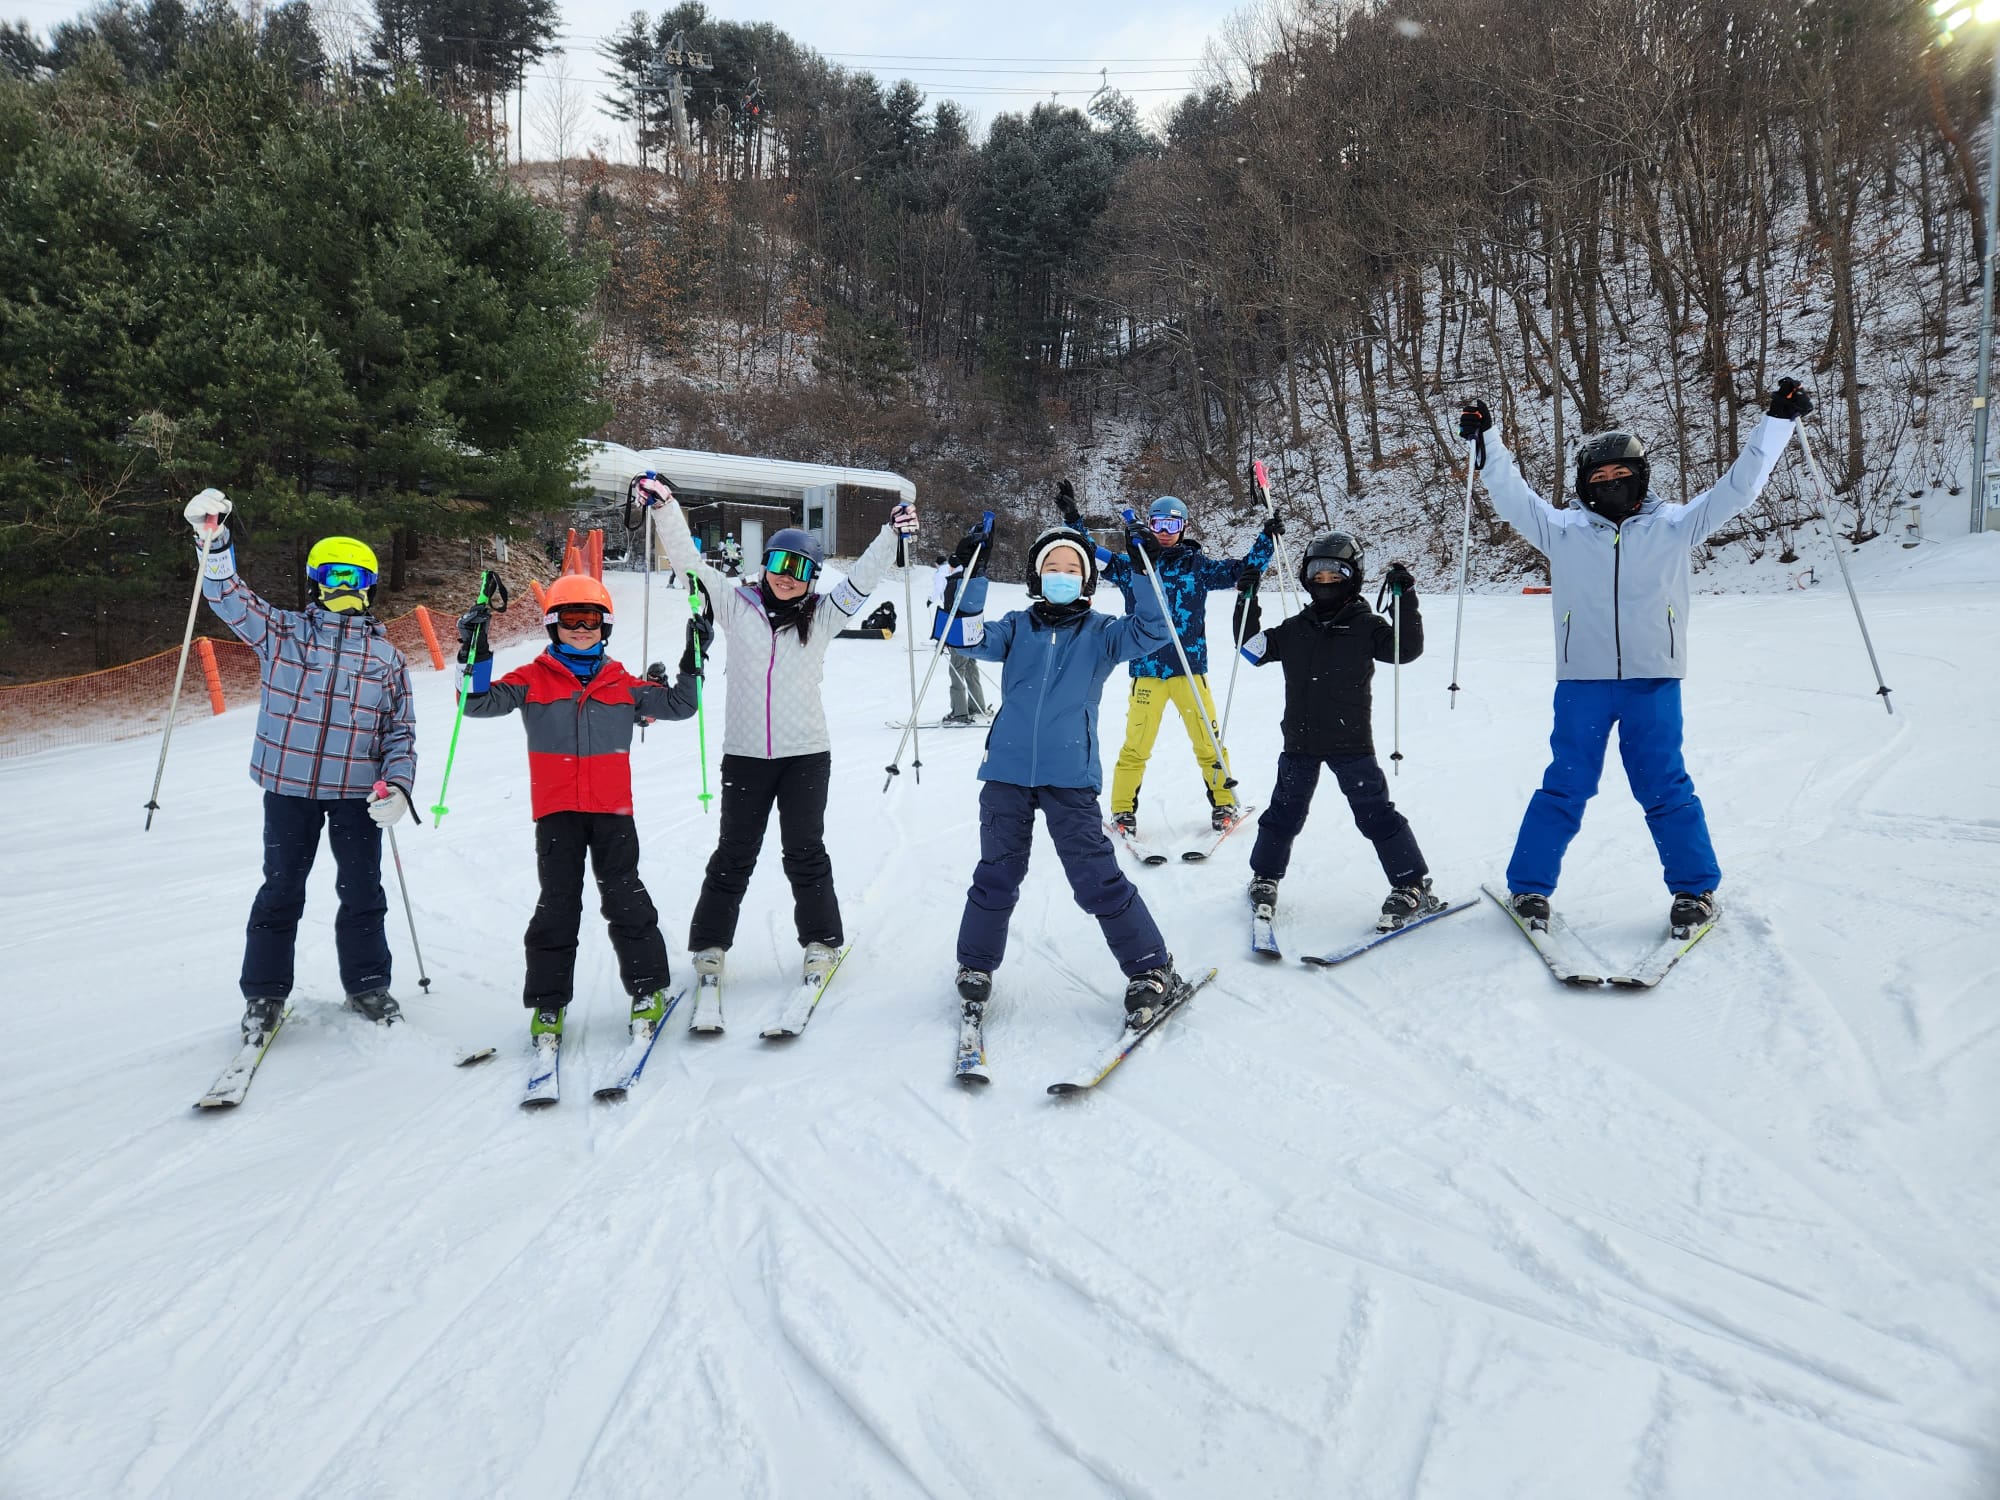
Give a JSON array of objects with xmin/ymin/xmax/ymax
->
[
  {"xmin": 311, "ymin": 563, "xmax": 376, "ymax": 590},
  {"xmin": 553, "ymin": 607, "xmax": 605, "ymax": 630},
  {"xmin": 1150, "ymin": 515, "xmax": 1187, "ymax": 534},
  {"xmin": 765, "ymin": 549, "xmax": 817, "ymax": 582},
  {"xmin": 1306, "ymin": 565, "xmax": 1352, "ymax": 584}
]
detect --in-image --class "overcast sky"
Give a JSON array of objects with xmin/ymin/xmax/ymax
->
[{"xmin": 10, "ymin": 0, "xmax": 1252, "ymax": 160}]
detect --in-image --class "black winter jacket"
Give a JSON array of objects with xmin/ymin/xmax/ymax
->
[{"xmin": 1242, "ymin": 593, "xmax": 1422, "ymax": 757}]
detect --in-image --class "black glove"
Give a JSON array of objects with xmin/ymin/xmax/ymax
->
[
  {"xmin": 1768, "ymin": 378, "xmax": 1813, "ymax": 421},
  {"xmin": 456, "ymin": 604, "xmax": 493, "ymax": 665},
  {"xmin": 679, "ymin": 612, "xmax": 715, "ymax": 675},
  {"xmin": 1261, "ymin": 513, "xmax": 1286, "ymax": 539},
  {"xmin": 1233, "ymin": 588, "xmax": 1262, "ymax": 642},
  {"xmin": 1126, "ymin": 527, "xmax": 1162, "ymax": 567},
  {"xmin": 948, "ymin": 523, "xmax": 991, "ymax": 576},
  {"xmin": 1056, "ymin": 479, "xmax": 1082, "ymax": 527},
  {"xmin": 1383, "ymin": 562, "xmax": 1417, "ymax": 597},
  {"xmin": 1458, "ymin": 400, "xmax": 1491, "ymax": 441}
]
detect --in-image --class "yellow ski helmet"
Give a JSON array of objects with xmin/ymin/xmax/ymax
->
[{"xmin": 304, "ymin": 535, "xmax": 381, "ymax": 613}]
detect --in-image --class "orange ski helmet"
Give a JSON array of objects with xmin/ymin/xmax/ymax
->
[{"xmin": 543, "ymin": 573, "xmax": 615, "ymax": 643}]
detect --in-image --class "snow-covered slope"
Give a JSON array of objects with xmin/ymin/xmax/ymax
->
[{"xmin": 3, "ymin": 533, "xmax": 1997, "ymax": 1499}]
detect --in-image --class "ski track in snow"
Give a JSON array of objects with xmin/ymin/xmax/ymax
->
[{"xmin": 3, "ymin": 550, "xmax": 1999, "ymax": 1499}]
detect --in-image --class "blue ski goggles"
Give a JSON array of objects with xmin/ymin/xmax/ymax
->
[
  {"xmin": 1149, "ymin": 515, "xmax": 1187, "ymax": 535},
  {"xmin": 764, "ymin": 548, "xmax": 818, "ymax": 583},
  {"xmin": 309, "ymin": 562, "xmax": 377, "ymax": 590}
]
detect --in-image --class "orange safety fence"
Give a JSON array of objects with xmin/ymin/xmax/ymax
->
[{"xmin": 0, "ymin": 599, "xmax": 545, "ymax": 760}]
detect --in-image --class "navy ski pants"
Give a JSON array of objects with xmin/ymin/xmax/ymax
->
[
  {"xmin": 956, "ymin": 781, "xmax": 1169, "ymax": 978},
  {"xmin": 240, "ymin": 791, "xmax": 390, "ymax": 1001},
  {"xmin": 1249, "ymin": 752, "xmax": 1427, "ymax": 887},
  {"xmin": 1506, "ymin": 679, "xmax": 1720, "ymax": 897}
]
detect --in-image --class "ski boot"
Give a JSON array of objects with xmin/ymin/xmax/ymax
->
[
  {"xmin": 802, "ymin": 941, "xmax": 840, "ymax": 986},
  {"xmin": 530, "ymin": 1005, "xmax": 565, "ymax": 1040},
  {"xmin": 940, "ymin": 712, "xmax": 974, "ymax": 727},
  {"xmin": 1112, "ymin": 810, "xmax": 1139, "ymax": 838},
  {"xmin": 346, "ymin": 988, "xmax": 402, "ymax": 1026},
  {"xmin": 240, "ymin": 996, "xmax": 284, "ymax": 1045},
  {"xmin": 630, "ymin": 987, "xmax": 671, "ymax": 1032},
  {"xmin": 1248, "ymin": 875, "xmax": 1279, "ymax": 917},
  {"xmin": 1378, "ymin": 877, "xmax": 1446, "ymax": 932},
  {"xmin": 1509, "ymin": 891, "xmax": 1551, "ymax": 929},
  {"xmin": 1212, "ymin": 803, "xmax": 1245, "ymax": 833},
  {"xmin": 955, "ymin": 967, "xmax": 992, "ymax": 1007},
  {"xmin": 1669, "ymin": 890, "xmax": 1716, "ymax": 936},
  {"xmin": 692, "ymin": 947, "xmax": 725, "ymax": 979},
  {"xmin": 1122, "ymin": 964, "xmax": 1180, "ymax": 1029}
]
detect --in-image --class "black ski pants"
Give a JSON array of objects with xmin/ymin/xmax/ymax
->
[
  {"xmin": 1250, "ymin": 751, "xmax": 1428, "ymax": 889},
  {"xmin": 689, "ymin": 751, "xmax": 841, "ymax": 952},
  {"xmin": 524, "ymin": 811, "xmax": 671, "ymax": 1009},
  {"xmin": 241, "ymin": 791, "xmax": 390, "ymax": 1001}
]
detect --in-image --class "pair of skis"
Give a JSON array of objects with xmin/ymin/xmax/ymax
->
[
  {"xmin": 955, "ymin": 966, "xmax": 1218, "ymax": 1093},
  {"xmin": 1479, "ymin": 884, "xmax": 1719, "ymax": 988},
  {"xmin": 196, "ymin": 1007, "xmax": 496, "ymax": 1111},
  {"xmin": 1107, "ymin": 805, "xmax": 1259, "ymax": 868},
  {"xmin": 525, "ymin": 947, "xmax": 853, "ymax": 1110},
  {"xmin": 1254, "ymin": 895, "xmax": 1478, "ymax": 967}
]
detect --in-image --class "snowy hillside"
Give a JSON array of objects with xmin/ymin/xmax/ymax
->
[{"xmin": 3, "ymin": 529, "xmax": 1998, "ymax": 1499}]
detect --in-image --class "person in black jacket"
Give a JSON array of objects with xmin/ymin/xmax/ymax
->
[{"xmin": 1239, "ymin": 531, "xmax": 1440, "ymax": 930}]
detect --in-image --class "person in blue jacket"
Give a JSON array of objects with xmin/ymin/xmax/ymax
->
[
  {"xmin": 941, "ymin": 523, "xmax": 1191, "ymax": 1026},
  {"xmin": 1459, "ymin": 378, "xmax": 1811, "ymax": 933}
]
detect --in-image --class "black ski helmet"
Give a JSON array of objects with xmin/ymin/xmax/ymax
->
[
  {"xmin": 1574, "ymin": 432, "xmax": 1650, "ymax": 521},
  {"xmin": 1299, "ymin": 531, "xmax": 1364, "ymax": 589},
  {"xmin": 1025, "ymin": 526, "xmax": 1098, "ymax": 601}
]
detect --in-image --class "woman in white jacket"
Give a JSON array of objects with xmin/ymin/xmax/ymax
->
[
  {"xmin": 1458, "ymin": 379, "xmax": 1811, "ymax": 934},
  {"xmin": 641, "ymin": 479, "xmax": 915, "ymax": 985}
]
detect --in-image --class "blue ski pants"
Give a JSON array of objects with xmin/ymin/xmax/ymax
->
[
  {"xmin": 1250, "ymin": 752, "xmax": 1427, "ymax": 888},
  {"xmin": 241, "ymin": 791, "xmax": 390, "ymax": 1000},
  {"xmin": 1506, "ymin": 679, "xmax": 1720, "ymax": 897},
  {"xmin": 956, "ymin": 781, "xmax": 1169, "ymax": 978}
]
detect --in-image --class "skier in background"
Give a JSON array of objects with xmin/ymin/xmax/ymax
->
[
  {"xmin": 930, "ymin": 552, "xmax": 990, "ymax": 725},
  {"xmin": 642, "ymin": 479, "xmax": 917, "ymax": 988},
  {"xmin": 1062, "ymin": 488, "xmax": 1277, "ymax": 839},
  {"xmin": 456, "ymin": 573, "xmax": 705, "ymax": 1048},
  {"xmin": 1238, "ymin": 532, "xmax": 1437, "ymax": 930},
  {"xmin": 182, "ymin": 490, "xmax": 416, "ymax": 1044},
  {"xmin": 1459, "ymin": 378, "xmax": 1812, "ymax": 932},
  {"xmin": 943, "ymin": 522, "xmax": 1194, "ymax": 1027}
]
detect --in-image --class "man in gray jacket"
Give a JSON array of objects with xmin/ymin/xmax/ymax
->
[{"xmin": 1458, "ymin": 379, "xmax": 1812, "ymax": 932}]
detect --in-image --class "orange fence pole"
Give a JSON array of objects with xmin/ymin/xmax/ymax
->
[
  {"xmin": 588, "ymin": 529, "xmax": 604, "ymax": 579},
  {"xmin": 412, "ymin": 605, "xmax": 447, "ymax": 670},
  {"xmin": 529, "ymin": 578, "xmax": 547, "ymax": 611},
  {"xmin": 195, "ymin": 638, "xmax": 227, "ymax": 715},
  {"xmin": 563, "ymin": 529, "xmax": 582, "ymax": 575}
]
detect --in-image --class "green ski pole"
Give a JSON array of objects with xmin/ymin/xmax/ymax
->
[
  {"xmin": 690, "ymin": 580, "xmax": 714, "ymax": 814},
  {"xmin": 430, "ymin": 569, "xmax": 507, "ymax": 826}
]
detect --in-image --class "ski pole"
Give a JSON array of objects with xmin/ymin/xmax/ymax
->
[
  {"xmin": 1217, "ymin": 569, "xmax": 1259, "ymax": 749},
  {"xmin": 688, "ymin": 579, "xmax": 714, "ymax": 812},
  {"xmin": 1793, "ymin": 423, "xmax": 1894, "ymax": 715},
  {"xmin": 886, "ymin": 511, "xmax": 992, "ymax": 792},
  {"xmin": 636, "ymin": 481, "xmax": 655, "ymax": 742},
  {"xmin": 1119, "ymin": 507, "xmax": 1232, "ymax": 786},
  {"xmin": 1252, "ymin": 460, "xmax": 1299, "ymax": 621},
  {"xmin": 145, "ymin": 506, "xmax": 220, "ymax": 830},
  {"xmin": 374, "ymin": 779, "xmax": 431, "ymax": 992},
  {"xmin": 430, "ymin": 569, "xmax": 507, "ymax": 824},
  {"xmin": 1384, "ymin": 578, "xmax": 1405, "ymax": 774},
  {"xmin": 897, "ymin": 530, "xmax": 922, "ymax": 784},
  {"xmin": 1448, "ymin": 437, "xmax": 1479, "ymax": 709}
]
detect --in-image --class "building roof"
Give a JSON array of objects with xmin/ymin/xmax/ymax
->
[{"xmin": 581, "ymin": 442, "xmax": 915, "ymax": 503}]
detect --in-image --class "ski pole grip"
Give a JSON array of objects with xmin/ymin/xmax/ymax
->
[{"xmin": 1253, "ymin": 460, "xmax": 1269, "ymax": 492}]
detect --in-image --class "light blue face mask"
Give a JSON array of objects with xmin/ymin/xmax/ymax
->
[{"xmin": 1040, "ymin": 571, "xmax": 1084, "ymax": 605}]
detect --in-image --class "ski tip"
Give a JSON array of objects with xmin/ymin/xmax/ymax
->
[
  {"xmin": 519, "ymin": 1097, "xmax": 560, "ymax": 1112},
  {"xmin": 760, "ymin": 1028, "xmax": 801, "ymax": 1041},
  {"xmin": 193, "ymin": 1097, "xmax": 241, "ymax": 1112},
  {"xmin": 1180, "ymin": 851, "xmax": 1208, "ymax": 862},
  {"xmin": 1046, "ymin": 1082, "xmax": 1086, "ymax": 1096},
  {"xmin": 956, "ymin": 1072, "xmax": 991, "ymax": 1088},
  {"xmin": 592, "ymin": 1088, "xmax": 630, "ymax": 1102},
  {"xmin": 457, "ymin": 1046, "xmax": 498, "ymax": 1067}
]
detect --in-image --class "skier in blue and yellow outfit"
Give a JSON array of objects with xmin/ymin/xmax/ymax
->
[{"xmin": 1082, "ymin": 493, "xmax": 1278, "ymax": 836}]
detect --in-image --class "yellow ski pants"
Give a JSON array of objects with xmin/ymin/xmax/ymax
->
[{"xmin": 1109, "ymin": 674, "xmax": 1235, "ymax": 815}]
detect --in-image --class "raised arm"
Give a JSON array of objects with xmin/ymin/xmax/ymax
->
[
  {"xmin": 641, "ymin": 479, "xmax": 740, "ymax": 609},
  {"xmin": 183, "ymin": 491, "xmax": 286, "ymax": 659},
  {"xmin": 1665, "ymin": 382, "xmax": 1810, "ymax": 542}
]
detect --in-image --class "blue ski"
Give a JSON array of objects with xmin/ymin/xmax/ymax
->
[
  {"xmin": 1300, "ymin": 897, "xmax": 1477, "ymax": 968},
  {"xmin": 594, "ymin": 989, "xmax": 686, "ymax": 1101}
]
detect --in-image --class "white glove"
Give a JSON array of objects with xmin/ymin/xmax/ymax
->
[
  {"xmin": 891, "ymin": 502, "xmax": 919, "ymax": 537},
  {"xmin": 184, "ymin": 489, "xmax": 232, "ymax": 540},
  {"xmin": 367, "ymin": 783, "xmax": 410, "ymax": 828},
  {"xmin": 636, "ymin": 476, "xmax": 674, "ymax": 509}
]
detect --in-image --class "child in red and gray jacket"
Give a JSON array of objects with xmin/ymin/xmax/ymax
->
[{"xmin": 460, "ymin": 572, "xmax": 705, "ymax": 1044}]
